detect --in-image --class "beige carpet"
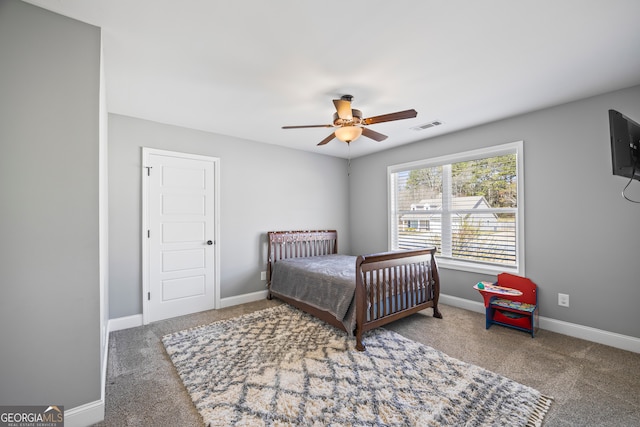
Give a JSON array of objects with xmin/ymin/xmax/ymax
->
[
  {"xmin": 162, "ymin": 305, "xmax": 552, "ymax": 426},
  {"xmin": 94, "ymin": 300, "xmax": 640, "ymax": 426}
]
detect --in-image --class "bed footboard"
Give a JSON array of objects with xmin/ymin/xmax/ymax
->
[{"xmin": 354, "ymin": 247, "xmax": 441, "ymax": 351}]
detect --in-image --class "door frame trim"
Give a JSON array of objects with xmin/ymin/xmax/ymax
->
[{"xmin": 141, "ymin": 147, "xmax": 221, "ymax": 325}]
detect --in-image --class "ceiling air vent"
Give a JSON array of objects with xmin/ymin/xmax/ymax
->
[{"xmin": 411, "ymin": 120, "xmax": 443, "ymax": 131}]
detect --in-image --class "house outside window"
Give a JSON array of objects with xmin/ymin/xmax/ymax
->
[{"xmin": 388, "ymin": 141, "xmax": 524, "ymax": 275}]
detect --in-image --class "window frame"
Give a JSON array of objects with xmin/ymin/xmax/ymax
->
[{"xmin": 387, "ymin": 141, "xmax": 525, "ymax": 276}]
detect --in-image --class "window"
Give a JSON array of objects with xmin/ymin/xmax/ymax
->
[{"xmin": 388, "ymin": 141, "xmax": 524, "ymax": 275}]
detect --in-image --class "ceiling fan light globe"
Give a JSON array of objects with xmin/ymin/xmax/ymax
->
[{"xmin": 335, "ymin": 126, "xmax": 363, "ymax": 143}]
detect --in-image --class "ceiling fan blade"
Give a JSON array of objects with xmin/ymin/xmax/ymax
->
[
  {"xmin": 282, "ymin": 124, "xmax": 334, "ymax": 129},
  {"xmin": 362, "ymin": 127, "xmax": 388, "ymax": 142},
  {"xmin": 333, "ymin": 99, "xmax": 353, "ymax": 121},
  {"xmin": 362, "ymin": 109, "xmax": 418, "ymax": 125},
  {"xmin": 317, "ymin": 132, "xmax": 336, "ymax": 146}
]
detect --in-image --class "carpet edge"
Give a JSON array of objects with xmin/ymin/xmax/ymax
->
[
  {"xmin": 160, "ymin": 305, "xmax": 287, "ymax": 342},
  {"xmin": 526, "ymin": 394, "xmax": 554, "ymax": 427}
]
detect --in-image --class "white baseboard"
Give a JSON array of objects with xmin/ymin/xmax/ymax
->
[
  {"xmin": 107, "ymin": 291, "xmax": 269, "ymax": 333},
  {"xmin": 538, "ymin": 317, "xmax": 640, "ymax": 354},
  {"xmin": 439, "ymin": 294, "xmax": 485, "ymax": 314},
  {"xmin": 439, "ymin": 293, "xmax": 640, "ymax": 354},
  {"xmin": 69, "ymin": 316, "xmax": 110, "ymax": 426},
  {"xmin": 220, "ymin": 290, "xmax": 269, "ymax": 308},
  {"xmin": 108, "ymin": 313, "xmax": 143, "ymax": 332},
  {"xmin": 64, "ymin": 399, "xmax": 104, "ymax": 427}
]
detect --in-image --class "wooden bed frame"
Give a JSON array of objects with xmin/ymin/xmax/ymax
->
[{"xmin": 267, "ymin": 230, "xmax": 442, "ymax": 351}]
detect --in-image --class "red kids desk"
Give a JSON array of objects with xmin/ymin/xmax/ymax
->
[{"xmin": 474, "ymin": 273, "xmax": 538, "ymax": 337}]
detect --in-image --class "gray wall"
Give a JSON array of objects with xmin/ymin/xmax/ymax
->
[
  {"xmin": 0, "ymin": 0, "xmax": 102, "ymax": 408},
  {"xmin": 349, "ymin": 85, "xmax": 640, "ymax": 339},
  {"xmin": 108, "ymin": 114, "xmax": 350, "ymax": 318}
]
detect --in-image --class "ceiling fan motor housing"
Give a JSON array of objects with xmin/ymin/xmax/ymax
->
[{"xmin": 333, "ymin": 109, "xmax": 362, "ymax": 127}]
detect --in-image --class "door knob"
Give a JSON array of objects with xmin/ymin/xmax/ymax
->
[{"xmin": 206, "ymin": 240, "xmax": 213, "ymax": 245}]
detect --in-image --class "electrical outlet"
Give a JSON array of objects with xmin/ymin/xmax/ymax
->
[
  {"xmin": 260, "ymin": 271, "xmax": 267, "ymax": 281},
  {"xmin": 558, "ymin": 293, "xmax": 570, "ymax": 307}
]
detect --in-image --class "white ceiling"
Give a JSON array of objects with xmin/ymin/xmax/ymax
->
[{"xmin": 25, "ymin": 0, "xmax": 640, "ymax": 158}]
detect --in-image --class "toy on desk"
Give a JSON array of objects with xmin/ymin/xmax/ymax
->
[
  {"xmin": 473, "ymin": 274, "xmax": 538, "ymax": 337},
  {"xmin": 474, "ymin": 281, "xmax": 522, "ymax": 296}
]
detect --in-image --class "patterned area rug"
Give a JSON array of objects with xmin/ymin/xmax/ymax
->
[{"xmin": 162, "ymin": 305, "xmax": 552, "ymax": 426}]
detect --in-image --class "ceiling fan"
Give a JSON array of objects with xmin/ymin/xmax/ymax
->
[{"xmin": 282, "ymin": 95, "xmax": 418, "ymax": 146}]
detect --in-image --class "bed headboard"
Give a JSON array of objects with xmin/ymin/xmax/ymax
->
[
  {"xmin": 268, "ymin": 230, "xmax": 337, "ymax": 260},
  {"xmin": 267, "ymin": 230, "xmax": 337, "ymax": 285}
]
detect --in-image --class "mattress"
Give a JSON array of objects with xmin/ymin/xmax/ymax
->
[{"xmin": 270, "ymin": 254, "xmax": 357, "ymax": 331}]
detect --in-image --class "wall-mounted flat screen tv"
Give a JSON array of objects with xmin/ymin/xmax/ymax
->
[{"xmin": 609, "ymin": 109, "xmax": 640, "ymax": 181}]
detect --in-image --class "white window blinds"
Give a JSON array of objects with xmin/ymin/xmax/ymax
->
[{"xmin": 388, "ymin": 141, "xmax": 524, "ymax": 275}]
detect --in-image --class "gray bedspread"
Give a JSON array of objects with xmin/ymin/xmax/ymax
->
[{"xmin": 270, "ymin": 254, "xmax": 357, "ymax": 332}]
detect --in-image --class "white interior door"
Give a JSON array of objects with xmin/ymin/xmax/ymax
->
[{"xmin": 143, "ymin": 148, "xmax": 219, "ymax": 323}]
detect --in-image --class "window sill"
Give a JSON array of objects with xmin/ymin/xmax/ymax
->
[{"xmin": 436, "ymin": 257, "xmax": 522, "ymax": 276}]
